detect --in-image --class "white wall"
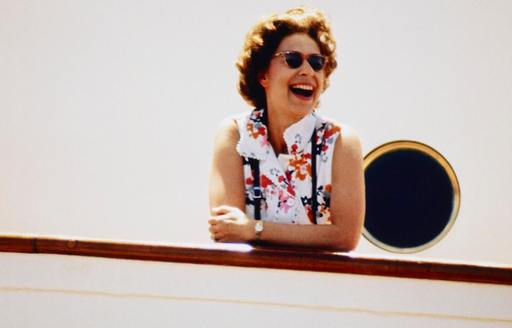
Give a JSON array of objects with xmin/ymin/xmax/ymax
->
[{"xmin": 1, "ymin": 0, "xmax": 511, "ymax": 264}]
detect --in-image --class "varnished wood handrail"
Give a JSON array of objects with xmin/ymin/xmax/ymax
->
[{"xmin": 1, "ymin": 234, "xmax": 511, "ymax": 285}]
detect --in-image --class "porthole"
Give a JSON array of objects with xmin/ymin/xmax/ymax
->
[{"xmin": 363, "ymin": 140, "xmax": 460, "ymax": 253}]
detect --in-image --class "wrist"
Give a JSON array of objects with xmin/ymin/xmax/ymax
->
[{"xmin": 253, "ymin": 220, "xmax": 264, "ymax": 241}]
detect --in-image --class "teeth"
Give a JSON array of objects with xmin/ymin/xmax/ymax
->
[{"xmin": 291, "ymin": 84, "xmax": 313, "ymax": 91}]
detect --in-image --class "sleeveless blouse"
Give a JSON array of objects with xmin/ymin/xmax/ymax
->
[{"xmin": 235, "ymin": 109, "xmax": 341, "ymax": 225}]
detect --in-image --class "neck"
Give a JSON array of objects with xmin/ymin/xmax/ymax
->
[{"xmin": 266, "ymin": 107, "xmax": 309, "ymax": 154}]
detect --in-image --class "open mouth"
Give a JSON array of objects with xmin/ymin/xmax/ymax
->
[{"xmin": 289, "ymin": 84, "xmax": 314, "ymax": 98}]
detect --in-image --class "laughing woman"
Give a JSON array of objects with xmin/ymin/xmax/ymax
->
[{"xmin": 208, "ymin": 7, "xmax": 365, "ymax": 251}]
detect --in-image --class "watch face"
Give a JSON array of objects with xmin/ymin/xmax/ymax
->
[{"xmin": 255, "ymin": 221, "xmax": 264, "ymax": 233}]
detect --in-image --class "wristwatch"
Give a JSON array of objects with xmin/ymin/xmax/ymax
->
[{"xmin": 254, "ymin": 220, "xmax": 264, "ymax": 239}]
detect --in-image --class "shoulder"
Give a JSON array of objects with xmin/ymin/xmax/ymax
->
[
  {"xmin": 210, "ymin": 115, "xmax": 244, "ymax": 173},
  {"xmin": 214, "ymin": 110, "xmax": 255, "ymax": 144},
  {"xmin": 317, "ymin": 115, "xmax": 362, "ymax": 146},
  {"xmin": 321, "ymin": 118, "xmax": 362, "ymax": 160},
  {"xmin": 339, "ymin": 122, "xmax": 362, "ymax": 154},
  {"xmin": 214, "ymin": 115, "xmax": 240, "ymax": 145}
]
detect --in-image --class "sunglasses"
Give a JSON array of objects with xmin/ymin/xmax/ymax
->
[{"xmin": 273, "ymin": 51, "xmax": 327, "ymax": 72}]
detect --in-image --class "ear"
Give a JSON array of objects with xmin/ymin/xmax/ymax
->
[{"xmin": 259, "ymin": 72, "xmax": 269, "ymax": 88}]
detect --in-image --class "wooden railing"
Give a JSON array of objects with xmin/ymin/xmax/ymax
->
[{"xmin": 1, "ymin": 234, "xmax": 511, "ymax": 285}]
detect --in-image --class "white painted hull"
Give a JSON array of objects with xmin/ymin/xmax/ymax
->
[{"xmin": 2, "ymin": 252, "xmax": 511, "ymax": 327}]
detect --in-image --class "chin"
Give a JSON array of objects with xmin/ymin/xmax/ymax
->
[
  {"xmin": 288, "ymin": 95, "xmax": 318, "ymax": 114},
  {"xmin": 289, "ymin": 106, "xmax": 314, "ymax": 119}
]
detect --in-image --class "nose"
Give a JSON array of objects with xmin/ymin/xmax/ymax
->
[{"xmin": 299, "ymin": 59, "xmax": 315, "ymax": 76}]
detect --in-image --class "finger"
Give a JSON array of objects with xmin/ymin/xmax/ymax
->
[
  {"xmin": 211, "ymin": 207, "xmax": 225, "ymax": 215},
  {"xmin": 210, "ymin": 230, "xmax": 221, "ymax": 241},
  {"xmin": 208, "ymin": 217, "xmax": 226, "ymax": 225},
  {"xmin": 209, "ymin": 225, "xmax": 219, "ymax": 234},
  {"xmin": 215, "ymin": 232, "xmax": 226, "ymax": 242},
  {"xmin": 211, "ymin": 205, "xmax": 236, "ymax": 215},
  {"xmin": 210, "ymin": 214, "xmax": 235, "ymax": 222},
  {"xmin": 217, "ymin": 234, "xmax": 231, "ymax": 243}
]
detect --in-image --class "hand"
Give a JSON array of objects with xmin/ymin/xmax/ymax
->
[{"xmin": 208, "ymin": 205, "xmax": 255, "ymax": 243}]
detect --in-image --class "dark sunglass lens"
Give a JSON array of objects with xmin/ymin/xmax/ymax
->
[
  {"xmin": 308, "ymin": 55, "xmax": 326, "ymax": 71},
  {"xmin": 284, "ymin": 52, "xmax": 303, "ymax": 69}
]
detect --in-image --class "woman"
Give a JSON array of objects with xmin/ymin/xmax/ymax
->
[{"xmin": 208, "ymin": 7, "xmax": 365, "ymax": 251}]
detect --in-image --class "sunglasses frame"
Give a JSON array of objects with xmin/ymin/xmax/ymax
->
[{"xmin": 273, "ymin": 51, "xmax": 327, "ymax": 72}]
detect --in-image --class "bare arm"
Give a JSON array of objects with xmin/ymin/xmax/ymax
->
[
  {"xmin": 208, "ymin": 117, "xmax": 246, "ymax": 211},
  {"xmin": 208, "ymin": 120, "xmax": 365, "ymax": 251}
]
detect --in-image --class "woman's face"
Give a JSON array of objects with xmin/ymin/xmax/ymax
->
[{"xmin": 260, "ymin": 33, "xmax": 325, "ymax": 120}]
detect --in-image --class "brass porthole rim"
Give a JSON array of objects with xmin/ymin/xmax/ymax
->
[{"xmin": 363, "ymin": 140, "xmax": 461, "ymax": 254}]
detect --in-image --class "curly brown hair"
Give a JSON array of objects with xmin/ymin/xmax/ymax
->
[{"xmin": 236, "ymin": 7, "xmax": 338, "ymax": 109}]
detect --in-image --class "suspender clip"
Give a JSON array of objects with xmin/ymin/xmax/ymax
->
[{"xmin": 253, "ymin": 186, "xmax": 262, "ymax": 199}]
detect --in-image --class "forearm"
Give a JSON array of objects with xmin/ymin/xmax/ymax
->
[
  {"xmin": 209, "ymin": 206, "xmax": 361, "ymax": 251},
  {"xmin": 255, "ymin": 221, "xmax": 358, "ymax": 251}
]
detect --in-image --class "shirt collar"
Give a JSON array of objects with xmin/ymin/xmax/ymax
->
[{"xmin": 237, "ymin": 108, "xmax": 317, "ymax": 159}]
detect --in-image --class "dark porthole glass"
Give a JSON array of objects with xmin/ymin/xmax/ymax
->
[{"xmin": 363, "ymin": 141, "xmax": 460, "ymax": 253}]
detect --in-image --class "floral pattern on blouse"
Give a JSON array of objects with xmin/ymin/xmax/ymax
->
[{"xmin": 236, "ymin": 108, "xmax": 341, "ymax": 225}]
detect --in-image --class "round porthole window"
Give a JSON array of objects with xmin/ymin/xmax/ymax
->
[{"xmin": 363, "ymin": 140, "xmax": 460, "ymax": 253}]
